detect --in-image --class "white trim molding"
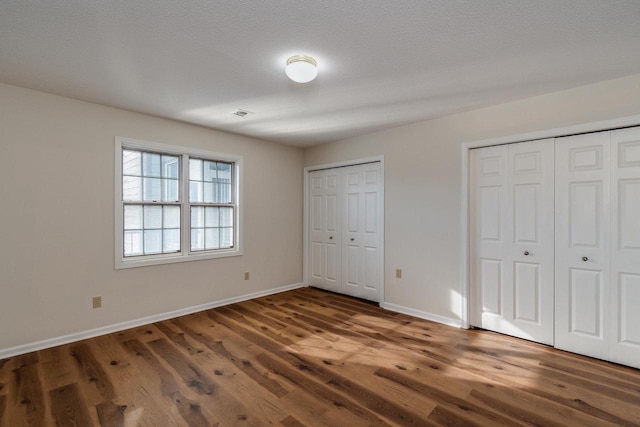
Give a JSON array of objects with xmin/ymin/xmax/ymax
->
[
  {"xmin": 0, "ymin": 283, "xmax": 307, "ymax": 360},
  {"xmin": 460, "ymin": 115, "xmax": 640, "ymax": 330},
  {"xmin": 381, "ymin": 302, "xmax": 462, "ymax": 329}
]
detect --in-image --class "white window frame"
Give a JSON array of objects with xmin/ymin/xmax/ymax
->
[{"xmin": 115, "ymin": 136, "xmax": 243, "ymax": 269}]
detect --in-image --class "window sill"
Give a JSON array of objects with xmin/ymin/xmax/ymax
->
[{"xmin": 115, "ymin": 248, "xmax": 243, "ymax": 270}]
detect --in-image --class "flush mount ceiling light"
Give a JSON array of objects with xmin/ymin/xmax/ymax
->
[{"xmin": 285, "ymin": 55, "xmax": 318, "ymax": 83}]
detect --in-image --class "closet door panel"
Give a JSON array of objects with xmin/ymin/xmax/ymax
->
[
  {"xmin": 311, "ymin": 242, "xmax": 322, "ymax": 278},
  {"xmin": 479, "ymin": 186, "xmax": 503, "ymax": 241},
  {"xmin": 507, "ymin": 139, "xmax": 555, "ymax": 344},
  {"xmin": 569, "ymin": 182, "xmax": 603, "ymax": 247},
  {"xmin": 341, "ymin": 162, "xmax": 381, "ymax": 301},
  {"xmin": 471, "ymin": 140, "xmax": 554, "ymax": 344},
  {"xmin": 555, "ymin": 132, "xmax": 611, "ymax": 360},
  {"xmin": 326, "ymin": 193, "xmax": 338, "ymax": 233},
  {"xmin": 359, "ymin": 163, "xmax": 381, "ymax": 299},
  {"xmin": 513, "ymin": 183, "xmax": 539, "ymax": 243},
  {"xmin": 610, "ymin": 126, "xmax": 640, "ymax": 368},
  {"xmin": 569, "ymin": 268, "xmax": 603, "ymax": 336},
  {"xmin": 309, "ymin": 174, "xmax": 326, "ymax": 285},
  {"xmin": 308, "ymin": 169, "xmax": 342, "ymax": 292},
  {"xmin": 325, "ymin": 243, "xmax": 338, "ymax": 282},
  {"xmin": 513, "ymin": 262, "xmax": 539, "ymax": 322},
  {"xmin": 310, "ymin": 188, "xmax": 324, "ymax": 281},
  {"xmin": 470, "ymin": 145, "xmax": 509, "ymax": 330},
  {"xmin": 343, "ymin": 167, "xmax": 362, "ymax": 293},
  {"xmin": 480, "ymin": 259, "xmax": 503, "ymax": 316},
  {"xmin": 364, "ymin": 246, "xmax": 378, "ymax": 291},
  {"xmin": 345, "ymin": 245, "xmax": 359, "ymax": 285}
]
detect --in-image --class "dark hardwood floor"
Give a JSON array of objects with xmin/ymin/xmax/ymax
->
[{"xmin": 1, "ymin": 287, "xmax": 639, "ymax": 426}]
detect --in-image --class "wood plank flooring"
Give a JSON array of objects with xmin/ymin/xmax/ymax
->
[{"xmin": 1, "ymin": 287, "xmax": 639, "ymax": 426}]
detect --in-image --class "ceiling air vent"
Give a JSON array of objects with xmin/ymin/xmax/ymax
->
[{"xmin": 232, "ymin": 109, "xmax": 254, "ymax": 118}]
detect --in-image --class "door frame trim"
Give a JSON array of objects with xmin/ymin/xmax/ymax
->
[
  {"xmin": 460, "ymin": 115, "xmax": 640, "ymax": 329},
  {"xmin": 304, "ymin": 156, "xmax": 385, "ymax": 303}
]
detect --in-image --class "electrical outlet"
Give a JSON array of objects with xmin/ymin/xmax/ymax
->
[
  {"xmin": 92, "ymin": 296, "xmax": 102, "ymax": 309},
  {"xmin": 396, "ymin": 269, "xmax": 402, "ymax": 279},
  {"xmin": 244, "ymin": 271, "xmax": 250, "ymax": 280}
]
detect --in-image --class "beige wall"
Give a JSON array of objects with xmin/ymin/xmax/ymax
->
[
  {"xmin": 0, "ymin": 83, "xmax": 304, "ymax": 351},
  {"xmin": 3, "ymin": 73, "xmax": 640, "ymax": 353},
  {"xmin": 304, "ymin": 73, "xmax": 640, "ymax": 323}
]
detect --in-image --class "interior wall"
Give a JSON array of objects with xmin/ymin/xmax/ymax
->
[
  {"xmin": 0, "ymin": 83, "xmax": 304, "ymax": 352},
  {"xmin": 304, "ymin": 73, "xmax": 640, "ymax": 324}
]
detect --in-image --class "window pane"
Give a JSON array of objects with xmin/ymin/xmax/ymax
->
[
  {"xmin": 220, "ymin": 227, "xmax": 233, "ymax": 248},
  {"xmin": 203, "ymin": 160, "xmax": 217, "ymax": 182},
  {"xmin": 191, "ymin": 228, "xmax": 204, "ymax": 251},
  {"xmin": 124, "ymin": 230, "xmax": 143, "ymax": 256},
  {"xmin": 162, "ymin": 155, "xmax": 179, "ymax": 179},
  {"xmin": 191, "ymin": 206, "xmax": 204, "ymax": 228},
  {"xmin": 123, "ymin": 150, "xmax": 141, "ymax": 176},
  {"xmin": 164, "ymin": 206, "xmax": 180, "ymax": 228},
  {"xmin": 144, "ymin": 230, "xmax": 162, "ymax": 254},
  {"xmin": 189, "ymin": 181, "xmax": 203, "ymax": 203},
  {"xmin": 220, "ymin": 207, "xmax": 233, "ymax": 227},
  {"xmin": 144, "ymin": 206, "xmax": 162, "ymax": 229},
  {"xmin": 205, "ymin": 207, "xmax": 219, "ymax": 227},
  {"xmin": 203, "ymin": 182, "xmax": 217, "ymax": 203},
  {"xmin": 205, "ymin": 228, "xmax": 220, "ymax": 249},
  {"xmin": 124, "ymin": 205, "xmax": 143, "ymax": 230},
  {"xmin": 218, "ymin": 162, "xmax": 232, "ymax": 203},
  {"xmin": 123, "ymin": 176, "xmax": 142, "ymax": 201},
  {"xmin": 163, "ymin": 178, "xmax": 179, "ymax": 202},
  {"xmin": 163, "ymin": 229, "xmax": 180, "ymax": 252},
  {"xmin": 218, "ymin": 183, "xmax": 231, "ymax": 203},
  {"xmin": 218, "ymin": 162, "xmax": 231, "ymax": 181},
  {"xmin": 143, "ymin": 177, "xmax": 162, "ymax": 201},
  {"xmin": 189, "ymin": 159, "xmax": 203, "ymax": 181},
  {"xmin": 143, "ymin": 153, "xmax": 161, "ymax": 177}
]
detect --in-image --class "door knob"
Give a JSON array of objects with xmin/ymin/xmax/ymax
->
[
  {"xmin": 524, "ymin": 251, "xmax": 530, "ymax": 256},
  {"xmin": 582, "ymin": 257, "xmax": 588, "ymax": 262}
]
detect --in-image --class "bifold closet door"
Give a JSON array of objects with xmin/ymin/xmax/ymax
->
[
  {"xmin": 610, "ymin": 126, "xmax": 640, "ymax": 368},
  {"xmin": 309, "ymin": 168, "xmax": 342, "ymax": 292},
  {"xmin": 342, "ymin": 162, "xmax": 382, "ymax": 302},
  {"xmin": 308, "ymin": 163, "xmax": 382, "ymax": 302},
  {"xmin": 555, "ymin": 132, "xmax": 611, "ymax": 360},
  {"xmin": 470, "ymin": 139, "xmax": 554, "ymax": 345}
]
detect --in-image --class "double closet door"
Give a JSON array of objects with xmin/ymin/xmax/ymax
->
[
  {"xmin": 555, "ymin": 128, "xmax": 640, "ymax": 368},
  {"xmin": 470, "ymin": 126, "xmax": 640, "ymax": 369},
  {"xmin": 308, "ymin": 162, "xmax": 382, "ymax": 302}
]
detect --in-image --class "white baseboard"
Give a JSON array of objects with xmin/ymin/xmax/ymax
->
[
  {"xmin": 381, "ymin": 302, "xmax": 462, "ymax": 328},
  {"xmin": 0, "ymin": 282, "xmax": 307, "ymax": 360}
]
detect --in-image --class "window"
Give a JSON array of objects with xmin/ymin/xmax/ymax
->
[
  {"xmin": 115, "ymin": 137, "xmax": 242, "ymax": 268},
  {"xmin": 189, "ymin": 159, "xmax": 234, "ymax": 251},
  {"xmin": 122, "ymin": 150, "xmax": 180, "ymax": 256}
]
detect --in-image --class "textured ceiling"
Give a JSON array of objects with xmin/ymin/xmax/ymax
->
[{"xmin": 1, "ymin": 1, "xmax": 640, "ymax": 147}]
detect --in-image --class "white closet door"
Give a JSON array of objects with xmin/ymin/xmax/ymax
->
[
  {"xmin": 470, "ymin": 145, "xmax": 509, "ymax": 333},
  {"xmin": 610, "ymin": 126, "xmax": 640, "ymax": 368},
  {"xmin": 342, "ymin": 163, "xmax": 382, "ymax": 302},
  {"xmin": 308, "ymin": 169, "xmax": 342, "ymax": 292},
  {"xmin": 555, "ymin": 132, "xmax": 611, "ymax": 360},
  {"xmin": 506, "ymin": 139, "xmax": 555, "ymax": 344},
  {"xmin": 470, "ymin": 140, "xmax": 554, "ymax": 344}
]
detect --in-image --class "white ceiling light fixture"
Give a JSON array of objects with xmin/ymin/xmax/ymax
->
[{"xmin": 285, "ymin": 55, "xmax": 318, "ymax": 83}]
